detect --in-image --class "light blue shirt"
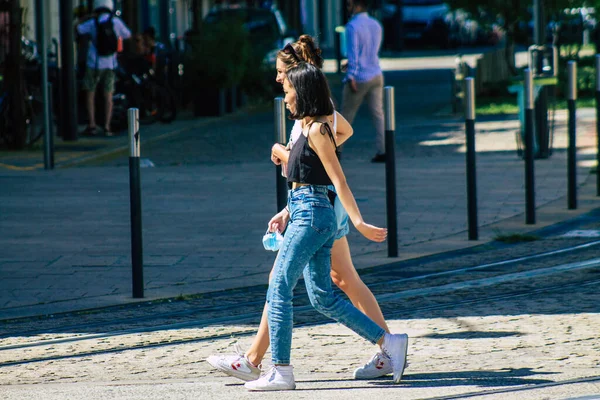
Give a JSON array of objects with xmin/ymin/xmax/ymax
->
[
  {"xmin": 77, "ymin": 13, "xmax": 131, "ymax": 70},
  {"xmin": 344, "ymin": 12, "xmax": 382, "ymax": 83}
]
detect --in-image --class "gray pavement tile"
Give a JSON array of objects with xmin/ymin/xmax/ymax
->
[{"xmin": 1, "ymin": 94, "xmax": 599, "ymax": 321}]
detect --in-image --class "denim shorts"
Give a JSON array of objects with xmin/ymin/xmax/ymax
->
[{"xmin": 328, "ymin": 185, "xmax": 350, "ymax": 240}]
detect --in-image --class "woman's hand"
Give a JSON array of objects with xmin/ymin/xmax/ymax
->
[
  {"xmin": 356, "ymin": 222, "xmax": 387, "ymax": 242},
  {"xmin": 268, "ymin": 208, "xmax": 290, "ymax": 233},
  {"xmin": 271, "ymin": 143, "xmax": 287, "ymax": 165}
]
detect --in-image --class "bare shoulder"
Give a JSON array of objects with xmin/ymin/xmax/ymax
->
[{"xmin": 308, "ymin": 121, "xmax": 333, "ymax": 138}]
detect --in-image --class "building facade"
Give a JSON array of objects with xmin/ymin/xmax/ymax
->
[{"xmin": 15, "ymin": 0, "xmax": 351, "ymax": 54}]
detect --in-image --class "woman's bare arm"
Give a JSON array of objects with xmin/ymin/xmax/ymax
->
[{"xmin": 332, "ymin": 111, "xmax": 353, "ymax": 145}]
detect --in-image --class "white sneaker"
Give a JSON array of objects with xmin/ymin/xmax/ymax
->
[
  {"xmin": 206, "ymin": 346, "xmax": 261, "ymax": 382},
  {"xmin": 353, "ymin": 351, "xmax": 393, "ymax": 379},
  {"xmin": 381, "ymin": 333, "xmax": 409, "ymax": 383},
  {"xmin": 244, "ymin": 365, "xmax": 296, "ymax": 391}
]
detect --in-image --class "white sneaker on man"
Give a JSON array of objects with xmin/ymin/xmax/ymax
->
[
  {"xmin": 353, "ymin": 351, "xmax": 393, "ymax": 379},
  {"xmin": 244, "ymin": 365, "xmax": 296, "ymax": 391},
  {"xmin": 381, "ymin": 333, "xmax": 409, "ymax": 383},
  {"xmin": 206, "ymin": 351, "xmax": 260, "ymax": 382}
]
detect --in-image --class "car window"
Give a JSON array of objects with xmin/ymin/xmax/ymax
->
[
  {"xmin": 403, "ymin": 0, "xmax": 445, "ymax": 5},
  {"xmin": 204, "ymin": 9, "xmax": 282, "ymax": 43}
]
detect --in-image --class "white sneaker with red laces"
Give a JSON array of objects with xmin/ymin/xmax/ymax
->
[
  {"xmin": 206, "ymin": 345, "xmax": 260, "ymax": 382},
  {"xmin": 353, "ymin": 351, "xmax": 393, "ymax": 379},
  {"xmin": 244, "ymin": 365, "xmax": 296, "ymax": 391}
]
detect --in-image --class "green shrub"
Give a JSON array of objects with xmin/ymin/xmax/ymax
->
[{"xmin": 183, "ymin": 18, "xmax": 250, "ymax": 91}]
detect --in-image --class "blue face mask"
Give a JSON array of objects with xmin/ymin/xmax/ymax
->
[{"xmin": 262, "ymin": 229, "xmax": 284, "ymax": 251}]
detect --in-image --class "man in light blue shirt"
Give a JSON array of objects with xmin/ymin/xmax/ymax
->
[
  {"xmin": 77, "ymin": 0, "xmax": 131, "ymax": 136},
  {"xmin": 341, "ymin": 0, "xmax": 386, "ymax": 162}
]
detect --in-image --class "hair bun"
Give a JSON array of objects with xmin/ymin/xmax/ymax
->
[
  {"xmin": 295, "ymin": 34, "xmax": 324, "ymax": 69},
  {"xmin": 299, "ymin": 35, "xmax": 316, "ymax": 48},
  {"xmin": 299, "ymin": 35, "xmax": 322, "ymax": 56}
]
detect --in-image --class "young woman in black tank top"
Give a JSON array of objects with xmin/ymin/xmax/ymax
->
[
  {"xmin": 207, "ymin": 35, "xmax": 396, "ymax": 386},
  {"xmin": 244, "ymin": 62, "xmax": 409, "ymax": 391}
]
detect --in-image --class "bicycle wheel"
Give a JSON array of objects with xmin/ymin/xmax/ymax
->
[
  {"xmin": 0, "ymin": 92, "xmax": 11, "ymax": 148},
  {"xmin": 23, "ymin": 86, "xmax": 44, "ymax": 147},
  {"xmin": 158, "ymin": 85, "xmax": 177, "ymax": 123},
  {"xmin": 137, "ymin": 81, "xmax": 163, "ymax": 125}
]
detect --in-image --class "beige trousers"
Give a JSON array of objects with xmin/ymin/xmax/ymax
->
[{"xmin": 341, "ymin": 74, "xmax": 385, "ymax": 155}]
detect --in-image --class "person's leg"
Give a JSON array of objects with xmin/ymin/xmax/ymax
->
[
  {"xmin": 330, "ymin": 236, "xmax": 389, "ymax": 333},
  {"xmin": 245, "ymin": 293, "xmax": 271, "ymax": 365},
  {"xmin": 102, "ymin": 69, "xmax": 116, "ymax": 134},
  {"xmin": 303, "ymin": 239, "xmax": 386, "ymax": 345},
  {"xmin": 246, "ymin": 188, "xmax": 336, "ymax": 391},
  {"xmin": 266, "ymin": 222, "xmax": 329, "ymax": 365},
  {"xmin": 302, "ymin": 198, "xmax": 409, "ymax": 384},
  {"xmin": 340, "ymin": 80, "xmax": 367, "ymax": 124},
  {"xmin": 365, "ymin": 75, "xmax": 385, "ymax": 155},
  {"xmin": 85, "ymin": 90, "xmax": 96, "ymax": 129},
  {"xmin": 206, "ymin": 265, "xmax": 274, "ymax": 381},
  {"xmin": 82, "ymin": 68, "xmax": 98, "ymax": 133}
]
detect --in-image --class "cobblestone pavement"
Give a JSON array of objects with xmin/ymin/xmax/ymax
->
[
  {"xmin": 0, "ymin": 268, "xmax": 598, "ymax": 399},
  {"xmin": 1, "ymin": 229, "xmax": 600, "ymax": 399}
]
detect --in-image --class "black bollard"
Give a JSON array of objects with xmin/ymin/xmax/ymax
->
[
  {"xmin": 128, "ymin": 108, "xmax": 144, "ymax": 298},
  {"xmin": 335, "ymin": 28, "xmax": 342, "ymax": 75},
  {"xmin": 596, "ymin": 55, "xmax": 600, "ymax": 196},
  {"xmin": 524, "ymin": 69, "xmax": 536, "ymax": 224},
  {"xmin": 384, "ymin": 86, "xmax": 398, "ymax": 257},
  {"xmin": 47, "ymin": 83, "xmax": 55, "ymax": 169},
  {"xmin": 567, "ymin": 61, "xmax": 577, "ymax": 210},
  {"xmin": 274, "ymin": 97, "xmax": 288, "ymax": 212},
  {"xmin": 464, "ymin": 77, "xmax": 478, "ymax": 240}
]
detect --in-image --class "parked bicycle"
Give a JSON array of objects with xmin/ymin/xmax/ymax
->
[
  {"xmin": 0, "ymin": 38, "xmax": 57, "ymax": 149},
  {"xmin": 112, "ymin": 54, "xmax": 177, "ymax": 128}
]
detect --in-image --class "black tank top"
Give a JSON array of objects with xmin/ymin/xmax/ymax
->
[{"xmin": 287, "ymin": 121, "xmax": 339, "ymax": 187}]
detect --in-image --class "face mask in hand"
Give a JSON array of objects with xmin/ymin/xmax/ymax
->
[{"xmin": 262, "ymin": 229, "xmax": 284, "ymax": 251}]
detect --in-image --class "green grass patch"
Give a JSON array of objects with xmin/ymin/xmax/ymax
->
[
  {"xmin": 477, "ymin": 95, "xmax": 595, "ymax": 116},
  {"xmin": 494, "ymin": 233, "xmax": 540, "ymax": 243}
]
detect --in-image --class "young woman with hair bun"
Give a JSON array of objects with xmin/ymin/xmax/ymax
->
[{"xmin": 207, "ymin": 35, "xmax": 402, "ymax": 386}]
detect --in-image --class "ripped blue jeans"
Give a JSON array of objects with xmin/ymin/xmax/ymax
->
[{"xmin": 267, "ymin": 185, "xmax": 385, "ymax": 364}]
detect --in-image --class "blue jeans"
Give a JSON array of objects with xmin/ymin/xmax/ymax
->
[{"xmin": 267, "ymin": 185, "xmax": 385, "ymax": 365}]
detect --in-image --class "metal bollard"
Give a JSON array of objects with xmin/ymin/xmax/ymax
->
[
  {"xmin": 596, "ymin": 55, "xmax": 600, "ymax": 196},
  {"xmin": 384, "ymin": 86, "xmax": 398, "ymax": 257},
  {"xmin": 46, "ymin": 82, "xmax": 55, "ymax": 169},
  {"xmin": 524, "ymin": 69, "xmax": 536, "ymax": 224},
  {"xmin": 36, "ymin": 0, "xmax": 52, "ymax": 170},
  {"xmin": 464, "ymin": 78, "xmax": 478, "ymax": 240},
  {"xmin": 128, "ymin": 108, "xmax": 144, "ymax": 298},
  {"xmin": 335, "ymin": 29, "xmax": 342, "ymax": 75},
  {"xmin": 567, "ymin": 61, "xmax": 577, "ymax": 209},
  {"xmin": 274, "ymin": 97, "xmax": 288, "ymax": 212}
]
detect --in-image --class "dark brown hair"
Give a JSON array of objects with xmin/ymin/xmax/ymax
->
[{"xmin": 286, "ymin": 62, "xmax": 334, "ymax": 120}]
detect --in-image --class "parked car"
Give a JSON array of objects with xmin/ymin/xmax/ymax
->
[
  {"xmin": 382, "ymin": 0, "xmax": 490, "ymax": 49},
  {"xmin": 203, "ymin": 3, "xmax": 295, "ymax": 67},
  {"xmin": 550, "ymin": 7, "xmax": 596, "ymax": 46}
]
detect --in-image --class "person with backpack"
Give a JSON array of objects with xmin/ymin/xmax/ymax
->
[{"xmin": 77, "ymin": 0, "xmax": 131, "ymax": 136}]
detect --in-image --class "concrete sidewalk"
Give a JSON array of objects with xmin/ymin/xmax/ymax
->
[{"xmin": 0, "ymin": 98, "xmax": 598, "ymax": 321}]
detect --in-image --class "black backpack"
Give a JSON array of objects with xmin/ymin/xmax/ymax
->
[{"xmin": 95, "ymin": 13, "xmax": 118, "ymax": 56}]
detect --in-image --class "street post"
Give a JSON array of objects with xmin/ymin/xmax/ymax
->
[
  {"xmin": 128, "ymin": 108, "xmax": 144, "ymax": 298},
  {"xmin": 464, "ymin": 77, "xmax": 478, "ymax": 240},
  {"xmin": 274, "ymin": 97, "xmax": 288, "ymax": 212},
  {"xmin": 524, "ymin": 69, "xmax": 536, "ymax": 224},
  {"xmin": 384, "ymin": 86, "xmax": 398, "ymax": 257}
]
